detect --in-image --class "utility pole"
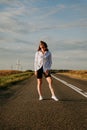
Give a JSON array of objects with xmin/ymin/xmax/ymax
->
[
  {"xmin": 11, "ymin": 65, "xmax": 13, "ymax": 70},
  {"xmin": 16, "ymin": 59, "xmax": 21, "ymax": 70}
]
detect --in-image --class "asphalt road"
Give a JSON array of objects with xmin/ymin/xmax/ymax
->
[{"xmin": 0, "ymin": 74, "xmax": 87, "ymax": 130}]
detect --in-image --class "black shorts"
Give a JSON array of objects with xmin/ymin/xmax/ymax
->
[{"xmin": 37, "ymin": 67, "xmax": 51, "ymax": 79}]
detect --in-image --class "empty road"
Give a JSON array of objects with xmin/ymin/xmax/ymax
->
[{"xmin": 0, "ymin": 74, "xmax": 87, "ymax": 130}]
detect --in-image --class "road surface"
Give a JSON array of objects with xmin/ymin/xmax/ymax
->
[{"xmin": 0, "ymin": 74, "xmax": 87, "ymax": 130}]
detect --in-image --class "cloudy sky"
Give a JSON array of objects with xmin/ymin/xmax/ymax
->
[{"xmin": 0, "ymin": 0, "xmax": 87, "ymax": 70}]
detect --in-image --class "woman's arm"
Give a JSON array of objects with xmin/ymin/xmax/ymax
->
[{"xmin": 34, "ymin": 52, "xmax": 38, "ymax": 72}]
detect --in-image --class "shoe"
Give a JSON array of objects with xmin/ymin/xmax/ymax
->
[
  {"xmin": 51, "ymin": 95, "xmax": 58, "ymax": 101},
  {"xmin": 39, "ymin": 96, "xmax": 43, "ymax": 101}
]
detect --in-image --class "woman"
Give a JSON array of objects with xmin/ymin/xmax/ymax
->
[{"xmin": 34, "ymin": 41, "xmax": 58, "ymax": 101}]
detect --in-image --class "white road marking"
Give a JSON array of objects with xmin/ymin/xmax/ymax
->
[{"xmin": 51, "ymin": 74, "xmax": 87, "ymax": 98}]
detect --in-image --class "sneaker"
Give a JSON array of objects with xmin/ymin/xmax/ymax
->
[
  {"xmin": 51, "ymin": 95, "xmax": 58, "ymax": 101},
  {"xmin": 39, "ymin": 96, "xmax": 43, "ymax": 101}
]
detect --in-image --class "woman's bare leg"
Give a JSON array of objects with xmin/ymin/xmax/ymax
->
[
  {"xmin": 37, "ymin": 78, "xmax": 43, "ymax": 100},
  {"xmin": 46, "ymin": 77, "xmax": 58, "ymax": 101},
  {"xmin": 46, "ymin": 77, "xmax": 55, "ymax": 96}
]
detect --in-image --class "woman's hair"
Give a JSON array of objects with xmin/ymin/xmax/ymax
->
[{"xmin": 37, "ymin": 41, "xmax": 48, "ymax": 51}]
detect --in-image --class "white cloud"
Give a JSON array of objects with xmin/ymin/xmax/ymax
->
[
  {"xmin": 0, "ymin": 0, "xmax": 87, "ymax": 70},
  {"xmin": 0, "ymin": 0, "xmax": 87, "ymax": 36}
]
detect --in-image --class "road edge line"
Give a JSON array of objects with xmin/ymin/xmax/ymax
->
[{"xmin": 51, "ymin": 74, "xmax": 87, "ymax": 98}]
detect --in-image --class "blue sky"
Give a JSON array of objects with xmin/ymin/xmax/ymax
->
[{"xmin": 0, "ymin": 0, "xmax": 87, "ymax": 70}]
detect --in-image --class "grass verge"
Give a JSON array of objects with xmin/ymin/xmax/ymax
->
[
  {"xmin": 58, "ymin": 70, "xmax": 87, "ymax": 81},
  {"xmin": 0, "ymin": 71, "xmax": 33, "ymax": 89}
]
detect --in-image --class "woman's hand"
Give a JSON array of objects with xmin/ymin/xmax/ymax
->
[
  {"xmin": 45, "ymin": 70, "xmax": 49, "ymax": 75},
  {"xmin": 34, "ymin": 71, "xmax": 37, "ymax": 76}
]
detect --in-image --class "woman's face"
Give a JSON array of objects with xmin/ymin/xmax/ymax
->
[{"xmin": 40, "ymin": 45, "xmax": 46, "ymax": 52}]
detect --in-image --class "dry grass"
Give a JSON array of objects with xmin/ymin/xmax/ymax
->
[
  {"xmin": 0, "ymin": 70, "xmax": 22, "ymax": 76},
  {"xmin": 58, "ymin": 70, "xmax": 87, "ymax": 81}
]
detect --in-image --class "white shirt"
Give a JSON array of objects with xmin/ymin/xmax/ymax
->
[{"xmin": 34, "ymin": 50, "xmax": 52, "ymax": 72}]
